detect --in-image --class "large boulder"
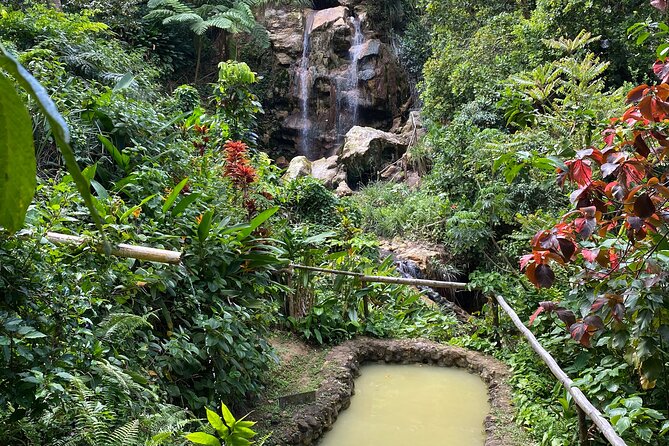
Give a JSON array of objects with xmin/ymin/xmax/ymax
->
[
  {"xmin": 311, "ymin": 6, "xmax": 348, "ymax": 32},
  {"xmin": 311, "ymin": 155, "xmax": 347, "ymax": 188},
  {"xmin": 283, "ymin": 156, "xmax": 312, "ymax": 180},
  {"xmin": 339, "ymin": 126, "xmax": 408, "ymax": 185}
]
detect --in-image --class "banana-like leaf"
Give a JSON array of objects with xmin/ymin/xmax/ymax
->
[
  {"xmin": 0, "ymin": 44, "xmax": 105, "ymax": 233},
  {"xmin": 0, "ymin": 71, "xmax": 36, "ymax": 232}
]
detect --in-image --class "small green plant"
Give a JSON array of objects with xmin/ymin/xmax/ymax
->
[{"xmin": 185, "ymin": 403, "xmax": 268, "ymax": 446}]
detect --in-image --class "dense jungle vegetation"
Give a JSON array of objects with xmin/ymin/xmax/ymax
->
[{"xmin": 3, "ymin": 0, "xmax": 669, "ymax": 445}]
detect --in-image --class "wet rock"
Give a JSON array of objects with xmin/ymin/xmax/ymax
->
[
  {"xmin": 311, "ymin": 6, "xmax": 348, "ymax": 33},
  {"xmin": 263, "ymin": 8, "xmax": 304, "ymax": 66},
  {"xmin": 261, "ymin": 3, "xmax": 410, "ymax": 159}
]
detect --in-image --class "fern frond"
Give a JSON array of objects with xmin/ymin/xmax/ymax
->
[
  {"xmin": 147, "ymin": 0, "xmax": 192, "ymax": 14},
  {"xmin": 100, "ymin": 312, "xmax": 153, "ymax": 342},
  {"xmin": 144, "ymin": 9, "xmax": 178, "ymax": 21},
  {"xmin": 202, "ymin": 16, "xmax": 235, "ymax": 33},
  {"xmin": 107, "ymin": 419, "xmax": 140, "ymax": 446},
  {"xmin": 162, "ymin": 12, "xmax": 203, "ymax": 26},
  {"xmin": 544, "ymin": 30, "xmax": 600, "ymax": 55}
]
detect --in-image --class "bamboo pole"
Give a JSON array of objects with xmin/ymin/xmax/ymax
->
[
  {"xmin": 46, "ymin": 232, "xmax": 182, "ymax": 264},
  {"xmin": 289, "ymin": 264, "xmax": 468, "ymax": 289},
  {"xmin": 494, "ymin": 294, "xmax": 626, "ymax": 446}
]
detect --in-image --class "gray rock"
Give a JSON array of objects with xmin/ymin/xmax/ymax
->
[
  {"xmin": 311, "ymin": 155, "xmax": 346, "ymax": 188},
  {"xmin": 261, "ymin": 4, "xmax": 410, "ymax": 158},
  {"xmin": 339, "ymin": 126, "xmax": 407, "ymax": 185},
  {"xmin": 335, "ymin": 181, "xmax": 353, "ymax": 197},
  {"xmin": 283, "ymin": 156, "xmax": 312, "ymax": 180}
]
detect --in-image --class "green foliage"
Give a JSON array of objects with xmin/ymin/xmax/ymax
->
[
  {"xmin": 0, "ymin": 44, "xmax": 105, "ymax": 232},
  {"xmin": 353, "ymin": 181, "xmax": 453, "ymax": 241},
  {"xmin": 213, "ymin": 61, "xmax": 262, "ymax": 142},
  {"xmin": 280, "ymin": 177, "xmax": 357, "ymax": 230},
  {"xmin": 419, "ymin": 0, "xmax": 656, "ymax": 121},
  {"xmin": 185, "ymin": 403, "xmax": 268, "ymax": 446},
  {"xmin": 0, "ymin": 69, "xmax": 36, "ymax": 232}
]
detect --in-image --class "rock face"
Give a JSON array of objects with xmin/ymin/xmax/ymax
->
[{"xmin": 261, "ymin": 1, "xmax": 410, "ymax": 160}]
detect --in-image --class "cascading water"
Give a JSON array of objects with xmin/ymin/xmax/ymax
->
[
  {"xmin": 297, "ymin": 11, "xmax": 314, "ymax": 158},
  {"xmin": 336, "ymin": 15, "xmax": 365, "ymax": 144},
  {"xmin": 395, "ymin": 259, "xmax": 469, "ymax": 320},
  {"xmin": 347, "ymin": 16, "xmax": 364, "ymax": 126}
]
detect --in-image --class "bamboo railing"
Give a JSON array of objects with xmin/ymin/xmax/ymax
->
[
  {"xmin": 289, "ymin": 264, "xmax": 627, "ymax": 446},
  {"xmin": 45, "ymin": 232, "xmax": 182, "ymax": 264},
  {"xmin": 43, "ymin": 233, "xmax": 626, "ymax": 445}
]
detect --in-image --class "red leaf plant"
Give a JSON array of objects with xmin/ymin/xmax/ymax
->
[{"xmin": 522, "ymin": 52, "xmax": 669, "ymax": 357}]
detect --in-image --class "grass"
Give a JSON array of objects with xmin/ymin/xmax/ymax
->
[{"xmin": 252, "ymin": 331, "xmax": 331, "ymax": 441}]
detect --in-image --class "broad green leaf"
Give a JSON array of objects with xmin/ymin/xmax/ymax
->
[
  {"xmin": 184, "ymin": 432, "xmax": 221, "ymax": 446},
  {"xmin": 198, "ymin": 210, "xmax": 214, "ymax": 243},
  {"xmin": 22, "ymin": 330, "xmax": 46, "ymax": 339},
  {"xmin": 303, "ymin": 232, "xmax": 335, "ymax": 245},
  {"xmin": 0, "ymin": 45, "xmax": 104, "ymax": 232},
  {"xmin": 91, "ymin": 180, "xmax": 109, "ymax": 200},
  {"xmin": 221, "ymin": 223, "xmax": 251, "ymax": 235},
  {"xmin": 614, "ymin": 416, "xmax": 631, "ymax": 434},
  {"xmin": 120, "ymin": 194, "xmax": 156, "ymax": 222},
  {"xmin": 172, "ymin": 193, "xmax": 201, "ymax": 217},
  {"xmin": 206, "ymin": 407, "xmax": 226, "ymax": 436},
  {"xmin": 249, "ymin": 206, "xmax": 278, "ymax": 231},
  {"xmin": 227, "ymin": 435, "xmax": 251, "ymax": 446},
  {"xmin": 163, "ymin": 178, "xmax": 189, "ymax": 213},
  {"xmin": 0, "ymin": 71, "xmax": 36, "ymax": 233},
  {"xmin": 99, "ymin": 134, "xmax": 130, "ymax": 171},
  {"xmin": 237, "ymin": 206, "xmax": 278, "ymax": 240},
  {"xmin": 113, "ymin": 72, "xmax": 135, "ymax": 92},
  {"xmin": 220, "ymin": 402, "xmax": 236, "ymax": 426}
]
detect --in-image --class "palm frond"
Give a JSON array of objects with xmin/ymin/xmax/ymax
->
[{"xmin": 201, "ymin": 16, "xmax": 235, "ymax": 34}]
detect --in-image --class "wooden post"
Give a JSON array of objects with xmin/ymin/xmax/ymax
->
[
  {"xmin": 494, "ymin": 295, "xmax": 626, "ymax": 446},
  {"xmin": 577, "ymin": 406, "xmax": 590, "ymax": 446},
  {"xmin": 489, "ymin": 295, "xmax": 501, "ymax": 347}
]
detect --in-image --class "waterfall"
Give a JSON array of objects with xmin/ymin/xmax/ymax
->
[
  {"xmin": 336, "ymin": 15, "xmax": 365, "ymax": 144},
  {"xmin": 348, "ymin": 16, "xmax": 364, "ymax": 126},
  {"xmin": 297, "ymin": 11, "xmax": 314, "ymax": 158}
]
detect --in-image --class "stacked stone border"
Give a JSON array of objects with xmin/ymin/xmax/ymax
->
[{"xmin": 275, "ymin": 337, "xmax": 515, "ymax": 445}]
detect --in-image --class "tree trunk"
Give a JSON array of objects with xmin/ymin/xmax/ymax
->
[
  {"xmin": 48, "ymin": 0, "xmax": 63, "ymax": 10},
  {"xmin": 214, "ymin": 30, "xmax": 228, "ymax": 62},
  {"xmin": 194, "ymin": 36, "xmax": 203, "ymax": 83}
]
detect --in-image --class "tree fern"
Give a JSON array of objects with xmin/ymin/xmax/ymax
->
[{"xmin": 100, "ymin": 312, "xmax": 154, "ymax": 342}]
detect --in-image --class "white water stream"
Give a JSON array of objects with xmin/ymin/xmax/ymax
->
[{"xmin": 297, "ymin": 11, "xmax": 315, "ymax": 157}]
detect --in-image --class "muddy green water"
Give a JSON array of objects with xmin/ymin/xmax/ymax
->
[{"xmin": 318, "ymin": 363, "xmax": 490, "ymax": 446}]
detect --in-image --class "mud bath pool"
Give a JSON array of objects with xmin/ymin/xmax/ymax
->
[
  {"xmin": 317, "ymin": 363, "xmax": 489, "ymax": 446},
  {"xmin": 266, "ymin": 338, "xmax": 515, "ymax": 446}
]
